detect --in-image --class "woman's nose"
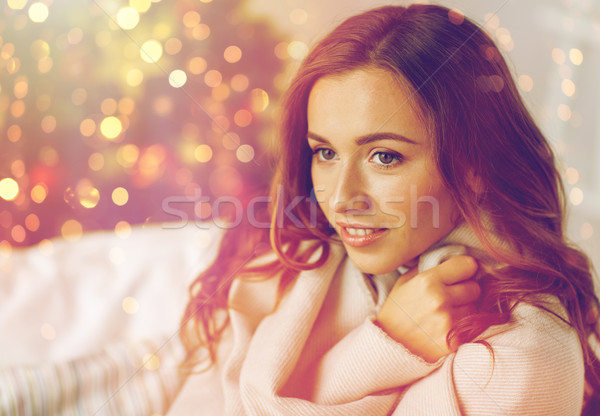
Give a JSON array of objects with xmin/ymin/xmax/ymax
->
[{"xmin": 331, "ymin": 164, "xmax": 372, "ymax": 214}]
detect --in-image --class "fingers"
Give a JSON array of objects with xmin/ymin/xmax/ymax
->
[
  {"xmin": 436, "ymin": 255, "xmax": 479, "ymax": 285},
  {"xmin": 446, "ymin": 280, "xmax": 481, "ymax": 306}
]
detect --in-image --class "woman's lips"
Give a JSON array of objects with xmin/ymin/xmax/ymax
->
[{"xmin": 337, "ymin": 224, "xmax": 388, "ymax": 247}]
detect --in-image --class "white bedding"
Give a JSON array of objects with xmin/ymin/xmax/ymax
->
[{"xmin": 0, "ymin": 223, "xmax": 224, "ymax": 415}]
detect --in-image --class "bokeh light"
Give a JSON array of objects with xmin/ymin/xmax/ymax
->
[
  {"xmin": 0, "ymin": 178, "xmax": 20, "ymax": 201},
  {"xmin": 117, "ymin": 7, "xmax": 140, "ymax": 30},
  {"xmin": 140, "ymin": 40, "xmax": 163, "ymax": 63},
  {"xmin": 28, "ymin": 3, "xmax": 49, "ymax": 23}
]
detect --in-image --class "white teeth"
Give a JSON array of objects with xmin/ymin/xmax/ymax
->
[{"xmin": 345, "ymin": 227, "xmax": 378, "ymax": 236}]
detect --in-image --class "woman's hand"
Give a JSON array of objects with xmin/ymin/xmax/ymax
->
[{"xmin": 374, "ymin": 255, "xmax": 480, "ymax": 363}]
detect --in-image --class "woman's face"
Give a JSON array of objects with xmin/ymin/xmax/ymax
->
[{"xmin": 307, "ymin": 69, "xmax": 459, "ymax": 274}]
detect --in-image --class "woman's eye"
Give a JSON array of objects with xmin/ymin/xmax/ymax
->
[
  {"xmin": 372, "ymin": 151, "xmax": 402, "ymax": 166},
  {"xmin": 316, "ymin": 148, "xmax": 337, "ymax": 161}
]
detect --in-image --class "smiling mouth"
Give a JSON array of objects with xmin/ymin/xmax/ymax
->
[
  {"xmin": 344, "ymin": 227, "xmax": 385, "ymax": 236},
  {"xmin": 337, "ymin": 225, "xmax": 388, "ymax": 247}
]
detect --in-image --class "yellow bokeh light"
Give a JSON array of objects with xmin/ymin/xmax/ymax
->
[
  {"xmin": 222, "ymin": 132, "xmax": 240, "ymax": 150},
  {"xmin": 41, "ymin": 115, "xmax": 57, "ymax": 133},
  {"xmin": 192, "ymin": 24, "xmax": 210, "ymax": 40},
  {"xmin": 8, "ymin": 0, "xmax": 28, "ymax": 10},
  {"xmin": 561, "ymin": 79, "xmax": 576, "ymax": 97},
  {"xmin": 130, "ymin": 0, "xmax": 151, "ymax": 12},
  {"xmin": 552, "ymin": 48, "xmax": 565, "ymax": 65},
  {"xmin": 7, "ymin": 125, "xmax": 22, "ymax": 143},
  {"xmin": 101, "ymin": 98, "xmax": 118, "ymax": 115},
  {"xmin": 236, "ymin": 144, "xmax": 255, "ymax": 163},
  {"xmin": 25, "ymin": 213, "xmax": 40, "ymax": 232},
  {"xmin": 569, "ymin": 187, "xmax": 583, "ymax": 206},
  {"xmin": 31, "ymin": 183, "xmax": 48, "ymax": 203},
  {"xmin": 518, "ymin": 75, "xmax": 533, "ymax": 92},
  {"xmin": 80, "ymin": 118, "xmax": 96, "ymax": 137},
  {"xmin": 290, "ymin": 9, "xmax": 308, "ymax": 25},
  {"xmin": 212, "ymin": 84, "xmax": 230, "ymax": 101},
  {"xmin": 100, "ymin": 116, "xmax": 123, "ymax": 140},
  {"xmin": 558, "ymin": 104, "xmax": 572, "ymax": 121},
  {"xmin": 140, "ymin": 40, "xmax": 163, "ymax": 63},
  {"xmin": 169, "ymin": 69, "xmax": 187, "ymax": 88},
  {"xmin": 117, "ymin": 144, "xmax": 139, "ymax": 168},
  {"xmin": 11, "ymin": 225, "xmax": 26, "ymax": 243},
  {"xmin": 224, "ymin": 45, "xmax": 242, "ymax": 63},
  {"xmin": 11, "ymin": 100, "xmax": 26, "ymax": 118},
  {"xmin": 288, "ymin": 41, "xmax": 309, "ymax": 60},
  {"xmin": 76, "ymin": 179, "xmax": 100, "ymax": 209},
  {"xmin": 122, "ymin": 297, "xmax": 139, "ymax": 314},
  {"xmin": 484, "ymin": 12, "xmax": 500, "ymax": 30},
  {"xmin": 251, "ymin": 88, "xmax": 269, "ymax": 112},
  {"xmin": 274, "ymin": 42, "xmax": 289, "ymax": 60},
  {"xmin": 565, "ymin": 167, "xmax": 579, "ymax": 185},
  {"xmin": 38, "ymin": 56, "xmax": 53, "ymax": 73},
  {"xmin": 14, "ymin": 77, "xmax": 29, "ymax": 99},
  {"xmin": 143, "ymin": 354, "xmax": 160, "ymax": 370},
  {"xmin": 126, "ymin": 68, "xmax": 144, "ymax": 87},
  {"xmin": 28, "ymin": 2, "xmax": 49, "ymax": 23},
  {"xmin": 88, "ymin": 153, "xmax": 105, "ymax": 171},
  {"xmin": 117, "ymin": 7, "xmax": 140, "ymax": 30},
  {"xmin": 234, "ymin": 109, "xmax": 252, "ymax": 127},
  {"xmin": 115, "ymin": 221, "xmax": 132, "ymax": 239},
  {"xmin": 569, "ymin": 48, "xmax": 583, "ymax": 66},
  {"xmin": 11, "ymin": 160, "xmax": 25, "ymax": 178},
  {"xmin": 30, "ymin": 39, "xmax": 50, "ymax": 60},
  {"xmin": 118, "ymin": 97, "xmax": 136, "ymax": 115},
  {"xmin": 204, "ymin": 70, "xmax": 222, "ymax": 87},
  {"xmin": 153, "ymin": 22, "xmax": 171, "ymax": 39},
  {"xmin": 61, "ymin": 219, "xmax": 83, "ymax": 242},
  {"xmin": 165, "ymin": 37, "xmax": 182, "ymax": 55},
  {"xmin": 194, "ymin": 144, "xmax": 213, "ymax": 163},
  {"xmin": 188, "ymin": 57, "xmax": 207, "ymax": 74},
  {"xmin": 112, "ymin": 187, "xmax": 129, "ymax": 206},
  {"xmin": 581, "ymin": 223, "xmax": 593, "ymax": 240},
  {"xmin": 0, "ymin": 178, "xmax": 19, "ymax": 201},
  {"xmin": 183, "ymin": 11, "xmax": 201, "ymax": 28}
]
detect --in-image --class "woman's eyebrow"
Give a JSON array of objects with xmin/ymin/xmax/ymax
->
[{"xmin": 307, "ymin": 131, "xmax": 418, "ymax": 145}]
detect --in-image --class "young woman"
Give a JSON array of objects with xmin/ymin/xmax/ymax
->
[{"xmin": 176, "ymin": 4, "xmax": 600, "ymax": 415}]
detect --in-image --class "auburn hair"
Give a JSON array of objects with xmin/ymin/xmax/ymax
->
[{"xmin": 181, "ymin": 4, "xmax": 600, "ymax": 411}]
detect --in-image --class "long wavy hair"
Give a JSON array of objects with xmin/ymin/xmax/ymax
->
[{"xmin": 181, "ymin": 4, "xmax": 600, "ymax": 411}]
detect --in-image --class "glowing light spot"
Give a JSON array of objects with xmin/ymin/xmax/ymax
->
[
  {"xmin": 101, "ymin": 98, "xmax": 118, "ymax": 115},
  {"xmin": 569, "ymin": 48, "xmax": 583, "ymax": 66},
  {"xmin": 552, "ymin": 48, "xmax": 566, "ymax": 65},
  {"xmin": 41, "ymin": 323, "xmax": 56, "ymax": 340},
  {"xmin": 80, "ymin": 118, "xmax": 96, "ymax": 137},
  {"xmin": 1, "ymin": 43, "xmax": 15, "ymax": 60},
  {"xmin": 11, "ymin": 160, "xmax": 25, "ymax": 178},
  {"xmin": 11, "ymin": 225, "xmax": 25, "ymax": 243},
  {"xmin": 31, "ymin": 184, "xmax": 48, "ymax": 203},
  {"xmin": 581, "ymin": 223, "xmax": 593, "ymax": 240},
  {"xmin": 153, "ymin": 22, "xmax": 171, "ymax": 39},
  {"xmin": 169, "ymin": 69, "xmax": 187, "ymax": 88},
  {"xmin": 8, "ymin": 0, "xmax": 28, "ymax": 10},
  {"xmin": 38, "ymin": 57, "xmax": 52, "ymax": 73},
  {"xmin": 25, "ymin": 214, "xmax": 40, "ymax": 232},
  {"xmin": 230, "ymin": 74, "xmax": 249, "ymax": 92},
  {"xmin": 194, "ymin": 144, "xmax": 213, "ymax": 163},
  {"xmin": 188, "ymin": 57, "xmax": 207, "ymax": 74},
  {"xmin": 153, "ymin": 95, "xmax": 173, "ymax": 116},
  {"xmin": 0, "ymin": 178, "xmax": 19, "ymax": 201},
  {"xmin": 192, "ymin": 24, "xmax": 210, "ymax": 41},
  {"xmin": 112, "ymin": 187, "xmax": 129, "ymax": 206},
  {"xmin": 117, "ymin": 7, "xmax": 139, "ymax": 30},
  {"xmin": 569, "ymin": 187, "xmax": 583, "ymax": 205},
  {"xmin": 14, "ymin": 77, "xmax": 29, "ymax": 99},
  {"xmin": 165, "ymin": 37, "xmax": 182, "ymax": 55},
  {"xmin": 204, "ymin": 70, "xmax": 222, "ymax": 88},
  {"xmin": 117, "ymin": 144, "xmax": 139, "ymax": 168},
  {"xmin": 109, "ymin": 246, "xmax": 126, "ymax": 265},
  {"xmin": 88, "ymin": 153, "xmax": 104, "ymax": 171},
  {"xmin": 28, "ymin": 3, "xmax": 49, "ymax": 23},
  {"xmin": 76, "ymin": 179, "xmax": 100, "ymax": 209},
  {"xmin": 126, "ymin": 68, "xmax": 144, "ymax": 87},
  {"xmin": 143, "ymin": 354, "xmax": 160, "ymax": 370},
  {"xmin": 41, "ymin": 115, "xmax": 56, "ymax": 133},
  {"xmin": 236, "ymin": 145, "xmax": 255, "ymax": 163},
  {"xmin": 212, "ymin": 84, "xmax": 230, "ymax": 101},
  {"xmin": 558, "ymin": 104, "xmax": 572, "ymax": 121},
  {"xmin": 140, "ymin": 40, "xmax": 163, "ymax": 63},
  {"xmin": 448, "ymin": 9, "xmax": 464, "ymax": 25},
  {"xmin": 115, "ymin": 221, "xmax": 132, "ymax": 239},
  {"xmin": 222, "ymin": 132, "xmax": 240, "ymax": 150},
  {"xmin": 183, "ymin": 10, "xmax": 201, "ymax": 27},
  {"xmin": 561, "ymin": 79, "xmax": 576, "ymax": 97},
  {"xmin": 67, "ymin": 28, "xmax": 83, "ymax": 45},
  {"xmin": 122, "ymin": 297, "xmax": 139, "ymax": 314},
  {"xmin": 290, "ymin": 8, "xmax": 308, "ymax": 25},
  {"xmin": 130, "ymin": 0, "xmax": 151, "ymax": 13},
  {"xmin": 100, "ymin": 116, "xmax": 123, "ymax": 140},
  {"xmin": 565, "ymin": 167, "xmax": 579, "ymax": 184},
  {"xmin": 251, "ymin": 88, "xmax": 269, "ymax": 112},
  {"xmin": 7, "ymin": 125, "xmax": 22, "ymax": 143},
  {"xmin": 234, "ymin": 109, "xmax": 252, "ymax": 127},
  {"xmin": 274, "ymin": 42, "xmax": 289, "ymax": 60},
  {"xmin": 518, "ymin": 75, "xmax": 533, "ymax": 92},
  {"xmin": 118, "ymin": 97, "xmax": 135, "ymax": 115},
  {"xmin": 224, "ymin": 45, "xmax": 242, "ymax": 63},
  {"xmin": 61, "ymin": 220, "xmax": 83, "ymax": 242},
  {"xmin": 72, "ymin": 88, "xmax": 87, "ymax": 105},
  {"xmin": 495, "ymin": 28, "xmax": 513, "ymax": 51},
  {"xmin": 484, "ymin": 13, "xmax": 500, "ymax": 30},
  {"xmin": 11, "ymin": 100, "xmax": 26, "ymax": 118},
  {"xmin": 30, "ymin": 39, "xmax": 50, "ymax": 60},
  {"xmin": 287, "ymin": 41, "xmax": 308, "ymax": 60}
]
